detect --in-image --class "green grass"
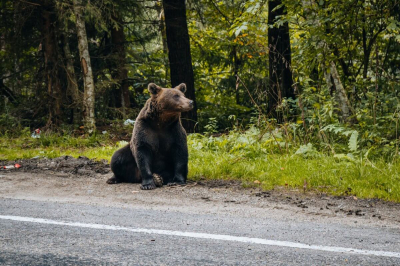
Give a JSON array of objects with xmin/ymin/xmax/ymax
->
[
  {"xmin": 189, "ymin": 149, "xmax": 400, "ymax": 202},
  {"xmin": 0, "ymin": 146, "xmax": 116, "ymax": 161},
  {"xmin": 1, "ymin": 132, "xmax": 399, "ymax": 202},
  {"xmin": 187, "ymin": 131, "xmax": 400, "ymax": 202},
  {"xmin": 0, "ymin": 132, "xmax": 120, "ymax": 161}
]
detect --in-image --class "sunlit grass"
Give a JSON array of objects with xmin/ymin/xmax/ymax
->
[
  {"xmin": 0, "ymin": 133, "xmax": 119, "ymax": 161},
  {"xmin": 188, "ymin": 149, "xmax": 400, "ymax": 202},
  {"xmin": 0, "ymin": 146, "xmax": 116, "ymax": 161}
]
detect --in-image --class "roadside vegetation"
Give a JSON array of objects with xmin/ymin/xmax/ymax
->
[{"xmin": 2, "ymin": 119, "xmax": 399, "ymax": 202}]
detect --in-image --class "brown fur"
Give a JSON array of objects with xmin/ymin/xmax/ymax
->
[{"xmin": 108, "ymin": 83, "xmax": 193, "ymax": 190}]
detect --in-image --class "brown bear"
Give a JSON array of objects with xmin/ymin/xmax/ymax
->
[{"xmin": 107, "ymin": 83, "xmax": 194, "ymax": 190}]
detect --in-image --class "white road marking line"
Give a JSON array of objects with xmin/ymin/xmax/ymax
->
[{"xmin": 1, "ymin": 215, "xmax": 399, "ymax": 259}]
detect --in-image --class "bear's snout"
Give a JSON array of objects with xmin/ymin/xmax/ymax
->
[{"xmin": 183, "ymin": 99, "xmax": 194, "ymax": 111}]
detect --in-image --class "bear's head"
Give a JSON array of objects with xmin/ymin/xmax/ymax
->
[{"xmin": 148, "ymin": 83, "xmax": 194, "ymax": 113}]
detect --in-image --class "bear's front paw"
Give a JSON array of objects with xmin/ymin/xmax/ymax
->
[{"xmin": 140, "ymin": 181, "xmax": 156, "ymax": 190}]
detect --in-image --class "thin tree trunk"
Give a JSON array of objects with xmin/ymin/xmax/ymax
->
[
  {"xmin": 156, "ymin": 1, "xmax": 169, "ymax": 82},
  {"xmin": 111, "ymin": 14, "xmax": 132, "ymax": 117},
  {"xmin": 0, "ymin": 78, "xmax": 17, "ymax": 104},
  {"xmin": 73, "ymin": 0, "xmax": 95, "ymax": 134},
  {"xmin": 362, "ymin": 12, "xmax": 379, "ymax": 79},
  {"xmin": 42, "ymin": 4, "xmax": 62, "ymax": 127},
  {"xmin": 302, "ymin": 0, "xmax": 356, "ymax": 125},
  {"xmin": 362, "ymin": 21, "xmax": 369, "ymax": 79},
  {"xmin": 373, "ymin": 44, "xmax": 379, "ymax": 125},
  {"xmin": 163, "ymin": 0, "xmax": 197, "ymax": 133},
  {"xmin": 61, "ymin": 32, "xmax": 81, "ymax": 124},
  {"xmin": 0, "ymin": 9, "xmax": 16, "ymax": 104},
  {"xmin": 232, "ymin": 45, "xmax": 240, "ymax": 105},
  {"xmin": 329, "ymin": 61, "xmax": 357, "ymax": 124},
  {"xmin": 267, "ymin": 0, "xmax": 294, "ymax": 122}
]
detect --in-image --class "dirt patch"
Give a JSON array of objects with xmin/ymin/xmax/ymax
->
[
  {"xmin": 194, "ymin": 178, "xmax": 400, "ymax": 223},
  {"xmin": 0, "ymin": 156, "xmax": 110, "ymax": 177},
  {"xmin": 252, "ymin": 188, "xmax": 400, "ymax": 223},
  {"xmin": 196, "ymin": 179, "xmax": 242, "ymax": 188}
]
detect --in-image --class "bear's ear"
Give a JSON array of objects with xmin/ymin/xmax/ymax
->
[
  {"xmin": 175, "ymin": 83, "xmax": 187, "ymax": 93},
  {"xmin": 148, "ymin": 83, "xmax": 161, "ymax": 95}
]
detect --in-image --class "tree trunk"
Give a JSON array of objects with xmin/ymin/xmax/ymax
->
[
  {"xmin": 328, "ymin": 61, "xmax": 357, "ymax": 124},
  {"xmin": 362, "ymin": 21, "xmax": 369, "ymax": 79},
  {"xmin": 111, "ymin": 14, "xmax": 132, "ymax": 118},
  {"xmin": 267, "ymin": 0, "xmax": 294, "ymax": 122},
  {"xmin": 232, "ymin": 45, "xmax": 240, "ymax": 105},
  {"xmin": 73, "ymin": 0, "xmax": 96, "ymax": 134},
  {"xmin": 156, "ymin": 1, "xmax": 169, "ymax": 82},
  {"xmin": 61, "ymin": 32, "xmax": 81, "ymax": 124},
  {"xmin": 163, "ymin": 0, "xmax": 197, "ymax": 133},
  {"xmin": 0, "ymin": 78, "xmax": 17, "ymax": 104},
  {"xmin": 302, "ymin": 1, "xmax": 356, "ymax": 125},
  {"xmin": 42, "ymin": 3, "xmax": 62, "ymax": 128}
]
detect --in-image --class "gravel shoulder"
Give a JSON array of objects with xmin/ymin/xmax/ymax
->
[{"xmin": 1, "ymin": 156, "xmax": 400, "ymax": 229}]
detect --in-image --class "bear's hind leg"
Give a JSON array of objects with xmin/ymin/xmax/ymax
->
[
  {"xmin": 106, "ymin": 175, "xmax": 121, "ymax": 184},
  {"xmin": 108, "ymin": 144, "xmax": 140, "ymax": 184}
]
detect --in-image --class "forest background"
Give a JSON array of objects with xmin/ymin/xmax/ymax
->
[{"xmin": 1, "ymin": 0, "xmax": 400, "ymax": 201}]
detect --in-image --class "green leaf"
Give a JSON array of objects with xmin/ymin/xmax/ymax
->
[
  {"xmin": 234, "ymin": 23, "xmax": 248, "ymax": 37},
  {"xmin": 348, "ymin": 131, "xmax": 359, "ymax": 152}
]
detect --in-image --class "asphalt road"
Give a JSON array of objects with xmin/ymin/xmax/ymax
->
[
  {"xmin": 1, "ymin": 171, "xmax": 400, "ymax": 265},
  {"xmin": 1, "ymin": 196, "xmax": 400, "ymax": 266}
]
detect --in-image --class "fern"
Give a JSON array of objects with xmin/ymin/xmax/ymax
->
[
  {"xmin": 294, "ymin": 143, "xmax": 320, "ymax": 158},
  {"xmin": 348, "ymin": 131, "xmax": 359, "ymax": 152},
  {"xmin": 322, "ymin": 124, "xmax": 359, "ymax": 153}
]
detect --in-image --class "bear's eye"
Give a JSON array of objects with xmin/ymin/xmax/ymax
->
[{"xmin": 173, "ymin": 94, "xmax": 180, "ymax": 100}]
